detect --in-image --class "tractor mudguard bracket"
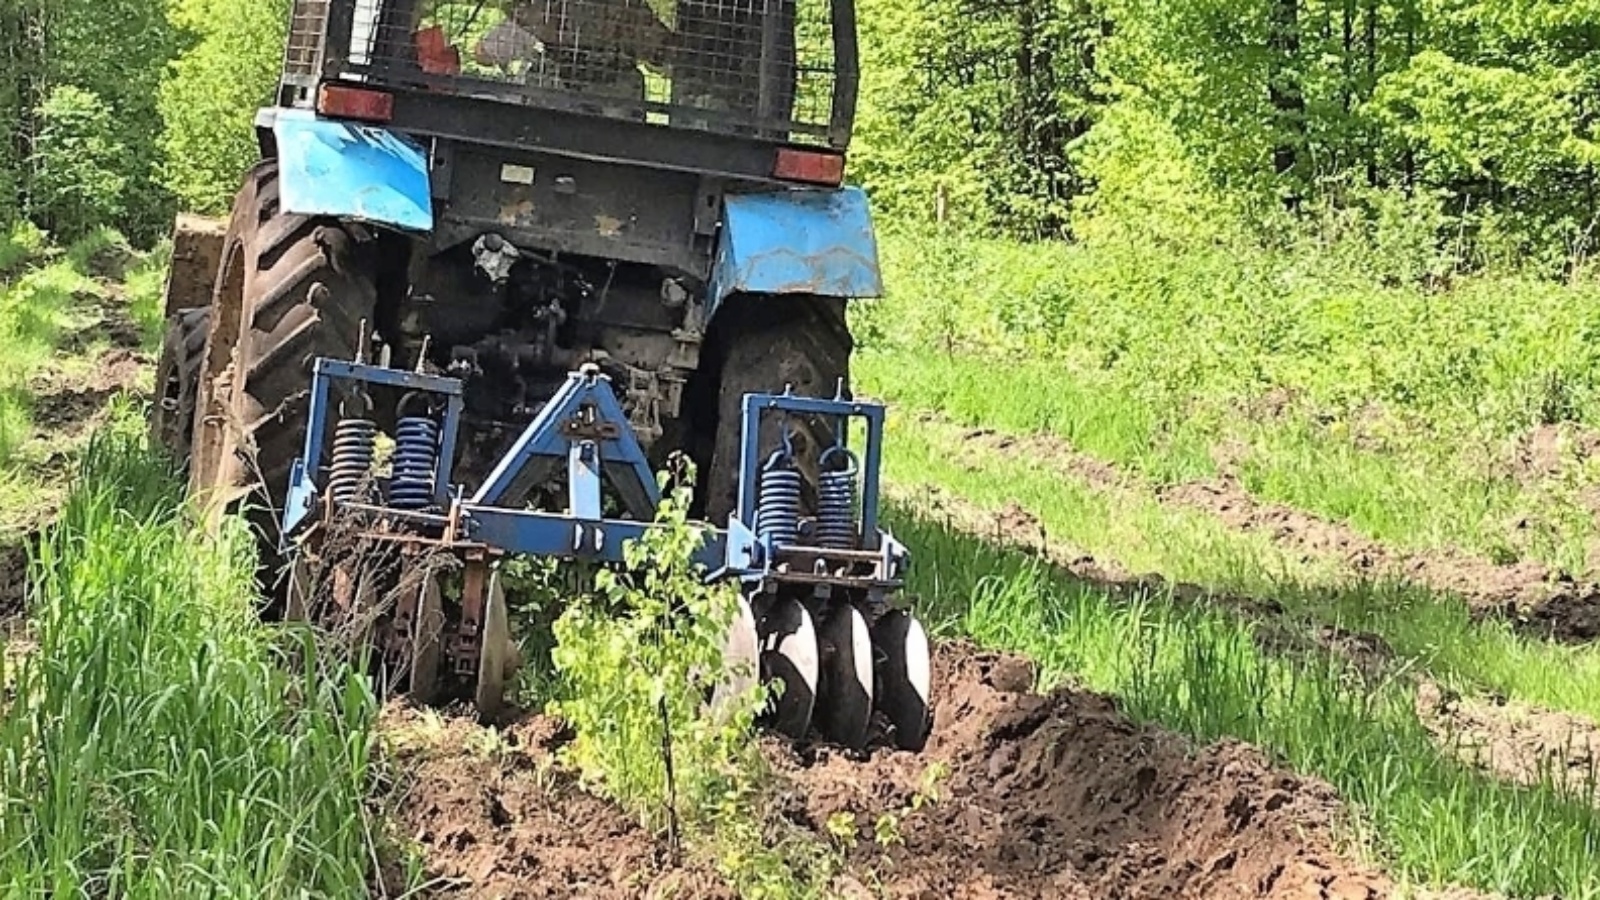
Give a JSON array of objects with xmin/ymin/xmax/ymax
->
[{"xmin": 270, "ymin": 107, "xmax": 435, "ymax": 234}]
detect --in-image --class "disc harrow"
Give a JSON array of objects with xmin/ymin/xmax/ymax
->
[{"xmin": 277, "ymin": 352, "xmax": 933, "ymax": 752}]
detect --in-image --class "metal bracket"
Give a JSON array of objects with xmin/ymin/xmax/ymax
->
[
  {"xmin": 281, "ymin": 356, "xmax": 903, "ymax": 594},
  {"xmin": 472, "ymin": 364, "xmax": 660, "ymax": 519}
]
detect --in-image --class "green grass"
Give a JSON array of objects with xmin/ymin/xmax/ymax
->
[
  {"xmin": 125, "ymin": 239, "xmax": 173, "ymax": 353},
  {"xmin": 0, "ymin": 224, "xmax": 165, "ymax": 538},
  {"xmin": 0, "ymin": 417, "xmax": 382, "ymax": 897},
  {"xmin": 853, "ymin": 226, "xmax": 1600, "ymax": 573},
  {"xmin": 0, "ymin": 227, "xmax": 116, "ymax": 466},
  {"xmin": 886, "ymin": 502, "xmax": 1600, "ymax": 898},
  {"xmin": 882, "ymin": 413, "xmax": 1600, "ymax": 751}
]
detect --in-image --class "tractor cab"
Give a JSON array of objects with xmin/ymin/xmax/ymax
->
[{"xmin": 276, "ymin": 0, "xmax": 855, "ymax": 181}]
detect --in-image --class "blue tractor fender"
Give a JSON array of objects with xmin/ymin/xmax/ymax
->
[
  {"xmin": 705, "ymin": 186, "xmax": 884, "ymax": 319},
  {"xmin": 257, "ymin": 107, "xmax": 435, "ymax": 234}
]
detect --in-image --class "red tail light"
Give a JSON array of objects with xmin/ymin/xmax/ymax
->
[
  {"xmin": 316, "ymin": 84, "xmax": 394, "ymax": 123},
  {"xmin": 774, "ymin": 148, "xmax": 845, "ymax": 186}
]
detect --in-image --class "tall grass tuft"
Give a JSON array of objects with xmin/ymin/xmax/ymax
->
[{"xmin": 0, "ymin": 425, "xmax": 380, "ymax": 897}]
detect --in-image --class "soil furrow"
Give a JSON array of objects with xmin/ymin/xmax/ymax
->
[
  {"xmin": 884, "ymin": 480, "xmax": 1398, "ymax": 681},
  {"xmin": 1414, "ymin": 681, "xmax": 1600, "ymax": 806},
  {"xmin": 942, "ymin": 415, "xmax": 1600, "ymax": 642},
  {"xmin": 895, "ymin": 430, "xmax": 1600, "ymax": 817}
]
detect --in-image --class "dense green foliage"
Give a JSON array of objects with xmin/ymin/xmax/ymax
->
[
  {"xmin": 853, "ymin": 0, "xmax": 1600, "ymax": 265},
  {"xmin": 0, "ymin": 0, "xmax": 179, "ymax": 242},
  {"xmin": 1, "ymin": 0, "xmax": 1594, "ymax": 261},
  {"xmin": 158, "ymin": 0, "xmax": 291, "ymax": 214}
]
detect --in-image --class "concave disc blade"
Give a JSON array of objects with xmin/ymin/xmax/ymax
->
[
  {"xmin": 761, "ymin": 597, "xmax": 818, "ymax": 741},
  {"xmin": 410, "ymin": 572, "xmax": 445, "ymax": 704},
  {"xmin": 475, "ymin": 570, "xmax": 512, "ymax": 723},
  {"xmin": 873, "ymin": 608, "xmax": 932, "ymax": 752},
  {"xmin": 710, "ymin": 594, "xmax": 761, "ymax": 720},
  {"xmin": 283, "ymin": 553, "xmax": 313, "ymax": 623},
  {"xmin": 816, "ymin": 603, "xmax": 874, "ymax": 751}
]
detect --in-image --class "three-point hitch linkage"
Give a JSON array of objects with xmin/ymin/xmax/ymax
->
[{"xmin": 278, "ymin": 351, "xmax": 932, "ymax": 752}]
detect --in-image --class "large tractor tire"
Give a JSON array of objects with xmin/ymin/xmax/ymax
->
[
  {"xmin": 700, "ymin": 295, "xmax": 854, "ymax": 524},
  {"xmin": 190, "ymin": 160, "xmax": 379, "ymax": 577}
]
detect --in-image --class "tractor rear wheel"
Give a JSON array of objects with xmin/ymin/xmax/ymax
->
[
  {"xmin": 700, "ymin": 295, "xmax": 853, "ymax": 524},
  {"xmin": 191, "ymin": 160, "xmax": 379, "ymax": 579}
]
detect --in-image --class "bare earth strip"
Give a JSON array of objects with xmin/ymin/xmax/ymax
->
[
  {"xmin": 1414, "ymin": 682, "xmax": 1600, "ymax": 806},
  {"xmin": 383, "ymin": 641, "xmax": 1451, "ymax": 900}
]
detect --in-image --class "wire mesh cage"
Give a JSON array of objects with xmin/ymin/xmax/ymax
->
[{"xmin": 286, "ymin": 0, "xmax": 843, "ymax": 143}]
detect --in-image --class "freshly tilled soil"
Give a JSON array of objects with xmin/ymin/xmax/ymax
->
[
  {"xmin": 765, "ymin": 641, "xmax": 1393, "ymax": 900},
  {"xmin": 378, "ymin": 707, "xmax": 736, "ymax": 899},
  {"xmin": 1415, "ymin": 680, "xmax": 1600, "ymax": 805},
  {"xmin": 392, "ymin": 642, "xmax": 1412, "ymax": 899}
]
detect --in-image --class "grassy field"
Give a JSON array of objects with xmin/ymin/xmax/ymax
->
[
  {"xmin": 854, "ymin": 226, "xmax": 1600, "ymax": 574},
  {"xmin": 856, "ymin": 225, "xmax": 1600, "ymax": 897}
]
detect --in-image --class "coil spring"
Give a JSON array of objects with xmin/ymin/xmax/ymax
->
[
  {"xmin": 329, "ymin": 417, "xmax": 378, "ymax": 505},
  {"xmin": 756, "ymin": 452, "xmax": 802, "ymax": 549},
  {"xmin": 390, "ymin": 416, "xmax": 440, "ymax": 511},
  {"xmin": 815, "ymin": 447, "xmax": 860, "ymax": 549}
]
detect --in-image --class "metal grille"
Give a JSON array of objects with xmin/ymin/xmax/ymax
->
[
  {"xmin": 309, "ymin": 0, "xmax": 838, "ymax": 142},
  {"xmin": 286, "ymin": 0, "xmax": 332, "ymax": 82}
]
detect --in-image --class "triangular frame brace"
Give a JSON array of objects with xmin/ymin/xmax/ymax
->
[{"xmin": 469, "ymin": 365, "xmax": 661, "ymax": 520}]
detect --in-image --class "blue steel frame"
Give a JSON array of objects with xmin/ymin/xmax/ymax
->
[
  {"xmin": 283, "ymin": 358, "xmax": 465, "ymax": 539},
  {"xmin": 471, "ymin": 369, "xmax": 661, "ymax": 519},
  {"xmin": 734, "ymin": 387, "xmax": 885, "ymax": 549},
  {"xmin": 281, "ymin": 358, "xmax": 904, "ymax": 592}
]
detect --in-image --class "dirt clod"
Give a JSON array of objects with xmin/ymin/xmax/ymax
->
[
  {"xmin": 29, "ymin": 348, "xmax": 149, "ymax": 433},
  {"xmin": 0, "ymin": 543, "xmax": 27, "ymax": 621},
  {"xmin": 1416, "ymin": 680, "xmax": 1600, "ymax": 802}
]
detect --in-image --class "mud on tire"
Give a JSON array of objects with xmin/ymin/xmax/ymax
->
[{"xmin": 196, "ymin": 160, "xmax": 379, "ymax": 573}]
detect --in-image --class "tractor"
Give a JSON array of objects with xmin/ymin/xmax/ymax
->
[{"xmin": 147, "ymin": 0, "xmax": 931, "ymax": 752}]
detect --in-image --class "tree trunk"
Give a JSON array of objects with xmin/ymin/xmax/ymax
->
[{"xmin": 1268, "ymin": 0, "xmax": 1306, "ymax": 204}]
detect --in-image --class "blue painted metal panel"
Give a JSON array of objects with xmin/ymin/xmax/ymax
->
[
  {"xmin": 271, "ymin": 108, "xmax": 434, "ymax": 233},
  {"xmin": 464, "ymin": 507, "xmax": 726, "ymax": 569},
  {"xmin": 707, "ymin": 187, "xmax": 883, "ymax": 311}
]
